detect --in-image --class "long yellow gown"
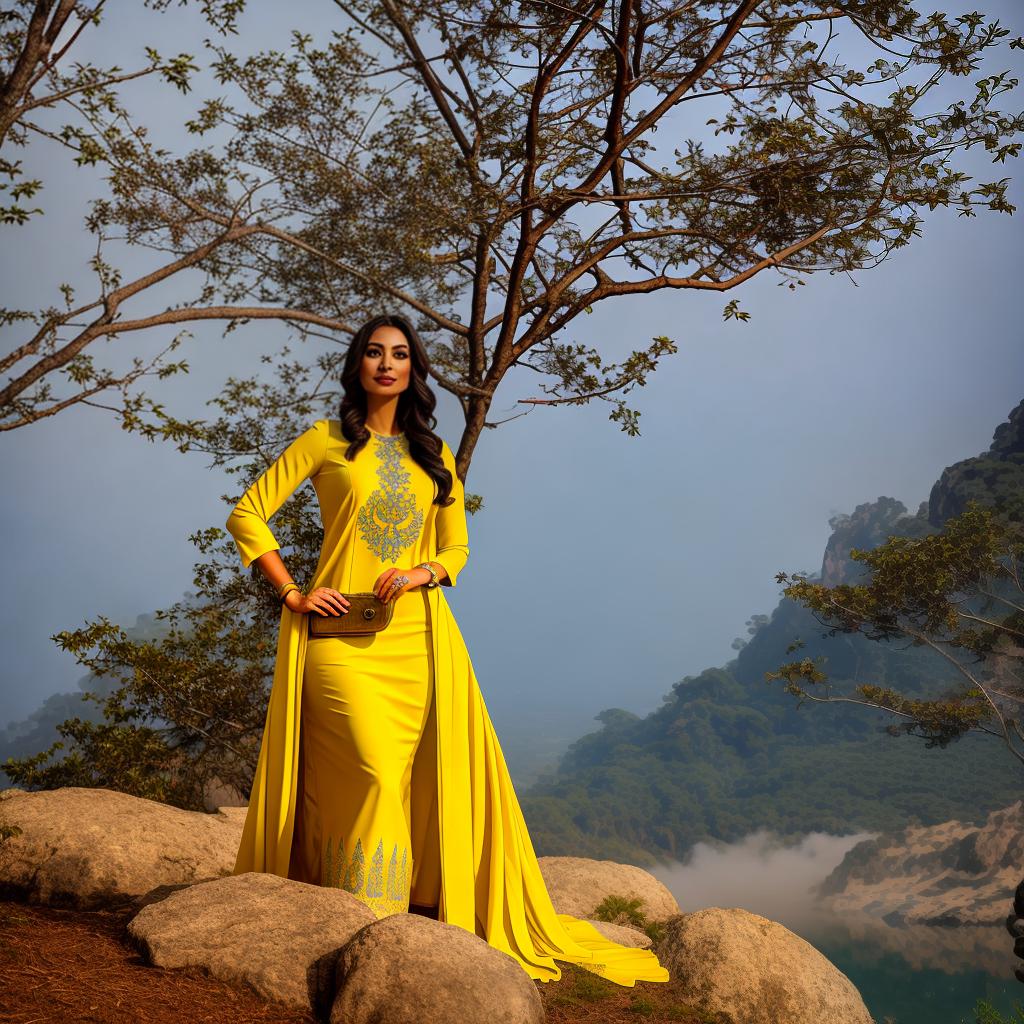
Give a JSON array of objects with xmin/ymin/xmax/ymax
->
[{"xmin": 226, "ymin": 418, "xmax": 670, "ymax": 986}]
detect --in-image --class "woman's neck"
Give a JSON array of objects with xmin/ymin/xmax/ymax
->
[{"xmin": 364, "ymin": 398, "xmax": 401, "ymax": 436}]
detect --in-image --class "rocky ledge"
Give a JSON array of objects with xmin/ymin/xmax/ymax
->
[
  {"xmin": 817, "ymin": 800, "xmax": 1023, "ymax": 926},
  {"xmin": 1, "ymin": 786, "xmax": 873, "ymax": 1023}
]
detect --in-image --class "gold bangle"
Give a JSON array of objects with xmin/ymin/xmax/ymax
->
[
  {"xmin": 417, "ymin": 562, "xmax": 440, "ymax": 589},
  {"xmin": 276, "ymin": 579, "xmax": 297, "ymax": 598},
  {"xmin": 278, "ymin": 582, "xmax": 300, "ymax": 605}
]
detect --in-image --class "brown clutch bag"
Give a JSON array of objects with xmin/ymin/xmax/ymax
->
[{"xmin": 307, "ymin": 591, "xmax": 395, "ymax": 638}]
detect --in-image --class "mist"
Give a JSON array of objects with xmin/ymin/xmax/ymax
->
[
  {"xmin": 646, "ymin": 829, "xmax": 1011, "ymax": 977},
  {"xmin": 649, "ymin": 828, "xmax": 878, "ymax": 931}
]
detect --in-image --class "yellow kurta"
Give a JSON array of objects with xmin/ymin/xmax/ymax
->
[{"xmin": 226, "ymin": 418, "xmax": 670, "ymax": 986}]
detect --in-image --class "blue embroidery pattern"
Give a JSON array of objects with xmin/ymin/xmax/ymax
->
[{"xmin": 357, "ymin": 433, "xmax": 423, "ymax": 561}]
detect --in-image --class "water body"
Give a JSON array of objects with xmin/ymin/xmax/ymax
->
[{"xmin": 649, "ymin": 830, "xmax": 1020, "ymax": 1024}]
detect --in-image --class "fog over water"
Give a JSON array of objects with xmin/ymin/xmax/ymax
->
[
  {"xmin": 649, "ymin": 828, "xmax": 877, "ymax": 930},
  {"xmin": 647, "ymin": 829, "xmax": 1016, "ymax": 983}
]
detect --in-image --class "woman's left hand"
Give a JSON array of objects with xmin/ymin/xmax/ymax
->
[{"xmin": 374, "ymin": 566, "xmax": 431, "ymax": 603}]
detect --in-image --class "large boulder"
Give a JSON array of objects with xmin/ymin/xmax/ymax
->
[
  {"xmin": 537, "ymin": 855, "xmax": 680, "ymax": 923},
  {"xmin": 127, "ymin": 871, "xmax": 376, "ymax": 1016},
  {"xmin": 659, "ymin": 907, "xmax": 873, "ymax": 1024},
  {"xmin": 331, "ymin": 912, "xmax": 544, "ymax": 1024},
  {"xmin": 0, "ymin": 787, "xmax": 245, "ymax": 909}
]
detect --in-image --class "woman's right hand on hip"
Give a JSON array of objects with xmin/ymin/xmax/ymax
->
[{"xmin": 284, "ymin": 587, "xmax": 351, "ymax": 616}]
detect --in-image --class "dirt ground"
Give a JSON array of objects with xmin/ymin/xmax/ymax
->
[{"xmin": 0, "ymin": 898, "xmax": 705, "ymax": 1024}]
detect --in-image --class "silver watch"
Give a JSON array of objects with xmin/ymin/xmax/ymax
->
[{"xmin": 417, "ymin": 562, "xmax": 440, "ymax": 588}]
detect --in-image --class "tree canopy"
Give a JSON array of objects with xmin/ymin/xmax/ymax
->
[
  {"xmin": 769, "ymin": 500, "xmax": 1024, "ymax": 766},
  {"xmin": 1, "ymin": 1, "xmax": 1020, "ymax": 472}
]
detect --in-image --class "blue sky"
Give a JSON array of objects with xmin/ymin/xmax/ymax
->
[{"xmin": 1, "ymin": 2, "xmax": 1021, "ymax": 766}]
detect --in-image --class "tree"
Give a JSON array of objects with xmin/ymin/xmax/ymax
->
[
  {"xmin": 0, "ymin": 0, "xmax": 257, "ymax": 432},
  {"xmin": 767, "ymin": 500, "xmax": 1024, "ymax": 768},
  {"xmin": 5, "ymin": 0, "xmax": 1024, "ymax": 807},
  {"xmin": 1, "ymin": 1, "xmax": 220, "ymax": 222},
  {"xmin": 2, "ymin": 0, "xmax": 1021, "ymax": 464}
]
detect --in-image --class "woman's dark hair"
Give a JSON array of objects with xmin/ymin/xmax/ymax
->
[{"xmin": 337, "ymin": 313, "xmax": 455, "ymax": 507}]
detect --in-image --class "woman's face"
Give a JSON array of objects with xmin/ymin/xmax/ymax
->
[{"xmin": 360, "ymin": 325, "xmax": 412, "ymax": 397}]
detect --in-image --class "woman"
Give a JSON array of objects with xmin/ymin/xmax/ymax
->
[{"xmin": 226, "ymin": 313, "xmax": 670, "ymax": 986}]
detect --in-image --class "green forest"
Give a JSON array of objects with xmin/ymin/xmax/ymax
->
[{"xmin": 520, "ymin": 400, "xmax": 1024, "ymax": 866}]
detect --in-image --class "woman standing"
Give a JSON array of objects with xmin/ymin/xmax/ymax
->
[{"xmin": 226, "ymin": 313, "xmax": 669, "ymax": 986}]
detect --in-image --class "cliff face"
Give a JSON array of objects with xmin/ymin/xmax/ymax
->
[
  {"xmin": 816, "ymin": 801, "xmax": 1024, "ymax": 926},
  {"xmin": 820, "ymin": 397, "xmax": 1024, "ymax": 587},
  {"xmin": 928, "ymin": 397, "xmax": 1024, "ymax": 526},
  {"xmin": 818, "ymin": 496, "xmax": 929, "ymax": 587}
]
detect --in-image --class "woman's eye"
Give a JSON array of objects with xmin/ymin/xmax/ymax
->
[{"xmin": 366, "ymin": 348, "xmax": 408, "ymax": 359}]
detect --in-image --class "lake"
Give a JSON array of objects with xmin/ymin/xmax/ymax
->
[{"xmin": 648, "ymin": 829, "xmax": 1020, "ymax": 1024}]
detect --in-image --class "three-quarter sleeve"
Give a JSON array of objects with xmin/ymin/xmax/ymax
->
[
  {"xmin": 433, "ymin": 441, "xmax": 470, "ymax": 587},
  {"xmin": 225, "ymin": 419, "xmax": 330, "ymax": 569}
]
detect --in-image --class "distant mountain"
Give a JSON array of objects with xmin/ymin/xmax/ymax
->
[
  {"xmin": 928, "ymin": 397, "xmax": 1024, "ymax": 526},
  {"xmin": 520, "ymin": 400, "xmax": 1024, "ymax": 866}
]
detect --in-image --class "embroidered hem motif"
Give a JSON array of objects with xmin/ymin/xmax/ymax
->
[
  {"xmin": 324, "ymin": 834, "xmax": 411, "ymax": 918},
  {"xmin": 357, "ymin": 434, "xmax": 423, "ymax": 561}
]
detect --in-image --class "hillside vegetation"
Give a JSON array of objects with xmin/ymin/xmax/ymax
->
[{"xmin": 521, "ymin": 401, "xmax": 1024, "ymax": 865}]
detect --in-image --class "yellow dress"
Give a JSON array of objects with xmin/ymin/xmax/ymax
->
[{"xmin": 226, "ymin": 418, "xmax": 670, "ymax": 986}]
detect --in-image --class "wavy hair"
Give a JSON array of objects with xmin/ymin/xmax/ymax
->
[{"xmin": 336, "ymin": 313, "xmax": 455, "ymax": 507}]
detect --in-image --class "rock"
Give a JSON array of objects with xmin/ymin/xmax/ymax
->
[
  {"xmin": 0, "ymin": 787, "xmax": 244, "ymax": 910},
  {"xmin": 331, "ymin": 912, "xmax": 544, "ymax": 1024},
  {"xmin": 659, "ymin": 907, "xmax": 873, "ymax": 1024},
  {"xmin": 929, "ymin": 399, "xmax": 1024, "ymax": 524},
  {"xmin": 537, "ymin": 855, "xmax": 680, "ymax": 923},
  {"xmin": 585, "ymin": 919, "xmax": 653, "ymax": 948},
  {"xmin": 818, "ymin": 800, "xmax": 1024, "ymax": 925},
  {"xmin": 127, "ymin": 871, "xmax": 375, "ymax": 1015},
  {"xmin": 820, "ymin": 496, "xmax": 920, "ymax": 586}
]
